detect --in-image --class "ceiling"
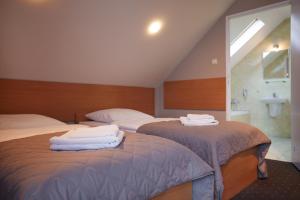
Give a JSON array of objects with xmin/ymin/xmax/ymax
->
[
  {"xmin": 0, "ymin": 0, "xmax": 236, "ymax": 87},
  {"xmin": 230, "ymin": 4, "xmax": 291, "ymax": 67}
]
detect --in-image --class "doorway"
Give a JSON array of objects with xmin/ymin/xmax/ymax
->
[{"xmin": 226, "ymin": 2, "xmax": 292, "ymax": 161}]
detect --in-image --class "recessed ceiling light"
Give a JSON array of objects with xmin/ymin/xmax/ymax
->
[
  {"xmin": 24, "ymin": 0, "xmax": 49, "ymax": 5},
  {"xmin": 147, "ymin": 20, "xmax": 163, "ymax": 35}
]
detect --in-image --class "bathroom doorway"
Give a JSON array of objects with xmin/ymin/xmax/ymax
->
[{"xmin": 226, "ymin": 2, "xmax": 291, "ymax": 161}]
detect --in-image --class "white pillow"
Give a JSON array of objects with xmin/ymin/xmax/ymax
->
[
  {"xmin": 0, "ymin": 114, "xmax": 66, "ymax": 130},
  {"xmin": 86, "ymin": 108, "xmax": 154, "ymax": 123}
]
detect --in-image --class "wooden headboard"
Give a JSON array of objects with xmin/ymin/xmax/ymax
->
[
  {"xmin": 164, "ymin": 77, "xmax": 226, "ymax": 110},
  {"xmin": 0, "ymin": 79, "xmax": 155, "ymax": 122}
]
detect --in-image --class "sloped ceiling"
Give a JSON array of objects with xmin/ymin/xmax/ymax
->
[
  {"xmin": 230, "ymin": 5, "xmax": 290, "ymax": 68},
  {"xmin": 0, "ymin": 0, "xmax": 236, "ymax": 87}
]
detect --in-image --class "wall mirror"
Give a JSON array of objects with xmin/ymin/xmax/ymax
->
[{"xmin": 262, "ymin": 49, "xmax": 289, "ymax": 80}]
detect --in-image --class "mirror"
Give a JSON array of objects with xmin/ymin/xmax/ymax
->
[{"xmin": 262, "ymin": 49, "xmax": 289, "ymax": 80}]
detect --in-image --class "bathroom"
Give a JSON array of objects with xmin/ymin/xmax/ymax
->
[{"xmin": 228, "ymin": 4, "xmax": 291, "ymax": 161}]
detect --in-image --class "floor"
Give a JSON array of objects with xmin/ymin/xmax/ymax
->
[
  {"xmin": 233, "ymin": 159, "xmax": 300, "ymax": 200},
  {"xmin": 266, "ymin": 136, "xmax": 291, "ymax": 162}
]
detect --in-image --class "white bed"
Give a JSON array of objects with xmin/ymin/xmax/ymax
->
[
  {"xmin": 0, "ymin": 114, "xmax": 86, "ymax": 142},
  {"xmin": 83, "ymin": 108, "xmax": 176, "ymax": 131}
]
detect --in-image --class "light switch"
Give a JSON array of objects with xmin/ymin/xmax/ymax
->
[{"xmin": 212, "ymin": 58, "xmax": 218, "ymax": 65}]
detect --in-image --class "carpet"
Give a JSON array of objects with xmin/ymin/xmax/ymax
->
[{"xmin": 233, "ymin": 159, "xmax": 300, "ymax": 200}]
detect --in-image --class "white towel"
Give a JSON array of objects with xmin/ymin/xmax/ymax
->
[
  {"xmin": 187, "ymin": 114, "xmax": 215, "ymax": 121},
  {"xmin": 186, "ymin": 118, "xmax": 216, "ymax": 124},
  {"xmin": 50, "ymin": 131, "xmax": 124, "ymax": 151},
  {"xmin": 63, "ymin": 125, "xmax": 119, "ymax": 138},
  {"xmin": 180, "ymin": 117, "xmax": 219, "ymax": 126},
  {"xmin": 50, "ymin": 132, "xmax": 123, "ymax": 145}
]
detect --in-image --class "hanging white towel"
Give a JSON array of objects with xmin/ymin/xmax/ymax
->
[
  {"xmin": 180, "ymin": 117, "xmax": 219, "ymax": 126},
  {"xmin": 50, "ymin": 131, "xmax": 124, "ymax": 151},
  {"xmin": 187, "ymin": 114, "xmax": 215, "ymax": 121}
]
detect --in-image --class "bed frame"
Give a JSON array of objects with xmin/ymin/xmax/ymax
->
[
  {"xmin": 153, "ymin": 182, "xmax": 192, "ymax": 200},
  {"xmin": 221, "ymin": 147, "xmax": 258, "ymax": 200},
  {"xmin": 154, "ymin": 147, "xmax": 258, "ymax": 200}
]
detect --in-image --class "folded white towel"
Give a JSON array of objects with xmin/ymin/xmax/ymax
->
[
  {"xmin": 63, "ymin": 125, "xmax": 119, "ymax": 138},
  {"xmin": 50, "ymin": 131, "xmax": 124, "ymax": 151},
  {"xmin": 187, "ymin": 114, "xmax": 215, "ymax": 121},
  {"xmin": 180, "ymin": 117, "xmax": 219, "ymax": 127},
  {"xmin": 50, "ymin": 131, "xmax": 123, "ymax": 145},
  {"xmin": 185, "ymin": 118, "xmax": 216, "ymax": 124}
]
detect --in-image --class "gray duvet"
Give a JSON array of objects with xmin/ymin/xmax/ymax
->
[
  {"xmin": 0, "ymin": 132, "xmax": 214, "ymax": 200},
  {"xmin": 137, "ymin": 120, "xmax": 271, "ymax": 199}
]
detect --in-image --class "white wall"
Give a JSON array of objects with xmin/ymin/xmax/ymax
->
[
  {"xmin": 291, "ymin": 0, "xmax": 300, "ymax": 169},
  {"xmin": 0, "ymin": 0, "xmax": 235, "ymax": 88}
]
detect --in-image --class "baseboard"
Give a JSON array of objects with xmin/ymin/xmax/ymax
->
[{"xmin": 293, "ymin": 162, "xmax": 300, "ymax": 171}]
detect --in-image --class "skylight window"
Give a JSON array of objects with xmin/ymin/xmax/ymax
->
[
  {"xmin": 230, "ymin": 19, "xmax": 265, "ymax": 57},
  {"xmin": 263, "ymin": 51, "xmax": 271, "ymax": 59}
]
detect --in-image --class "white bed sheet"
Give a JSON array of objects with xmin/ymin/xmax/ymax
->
[
  {"xmin": 0, "ymin": 114, "xmax": 66, "ymax": 130},
  {"xmin": 80, "ymin": 118, "xmax": 177, "ymax": 132},
  {"xmin": 112, "ymin": 118, "xmax": 177, "ymax": 132},
  {"xmin": 79, "ymin": 121, "xmax": 110, "ymax": 127},
  {"xmin": 0, "ymin": 124, "xmax": 87, "ymax": 142}
]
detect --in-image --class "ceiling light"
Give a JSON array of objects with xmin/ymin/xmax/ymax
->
[
  {"xmin": 272, "ymin": 44, "xmax": 280, "ymax": 52},
  {"xmin": 23, "ymin": 0, "xmax": 50, "ymax": 5},
  {"xmin": 147, "ymin": 20, "xmax": 163, "ymax": 35},
  {"xmin": 26, "ymin": 0, "xmax": 47, "ymax": 3}
]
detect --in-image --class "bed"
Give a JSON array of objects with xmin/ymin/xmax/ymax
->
[
  {"xmin": 83, "ymin": 109, "xmax": 271, "ymax": 200},
  {"xmin": 0, "ymin": 114, "xmax": 215, "ymax": 200}
]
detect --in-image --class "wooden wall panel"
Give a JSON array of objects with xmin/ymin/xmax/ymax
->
[
  {"xmin": 0, "ymin": 79, "xmax": 154, "ymax": 122},
  {"xmin": 164, "ymin": 77, "xmax": 226, "ymax": 110}
]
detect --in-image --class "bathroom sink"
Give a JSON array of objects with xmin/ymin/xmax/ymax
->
[
  {"xmin": 261, "ymin": 97, "xmax": 287, "ymax": 104},
  {"xmin": 261, "ymin": 97, "xmax": 287, "ymax": 118}
]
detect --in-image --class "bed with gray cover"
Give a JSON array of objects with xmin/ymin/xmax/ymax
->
[
  {"xmin": 0, "ymin": 131, "xmax": 214, "ymax": 200},
  {"xmin": 137, "ymin": 120, "xmax": 271, "ymax": 199}
]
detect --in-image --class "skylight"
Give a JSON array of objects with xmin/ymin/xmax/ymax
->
[
  {"xmin": 263, "ymin": 51, "xmax": 271, "ymax": 59},
  {"xmin": 230, "ymin": 19, "xmax": 265, "ymax": 57}
]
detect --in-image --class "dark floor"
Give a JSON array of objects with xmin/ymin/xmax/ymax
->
[{"xmin": 233, "ymin": 159, "xmax": 300, "ymax": 200}]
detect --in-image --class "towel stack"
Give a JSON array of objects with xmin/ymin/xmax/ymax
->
[
  {"xmin": 180, "ymin": 114, "xmax": 219, "ymax": 126},
  {"xmin": 50, "ymin": 125, "xmax": 124, "ymax": 151}
]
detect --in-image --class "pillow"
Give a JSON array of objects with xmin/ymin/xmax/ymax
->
[
  {"xmin": 86, "ymin": 108, "xmax": 154, "ymax": 123},
  {"xmin": 0, "ymin": 114, "xmax": 66, "ymax": 130}
]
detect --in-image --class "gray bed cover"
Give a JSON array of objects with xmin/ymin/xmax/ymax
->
[
  {"xmin": 0, "ymin": 131, "xmax": 214, "ymax": 200},
  {"xmin": 137, "ymin": 120, "xmax": 271, "ymax": 199}
]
